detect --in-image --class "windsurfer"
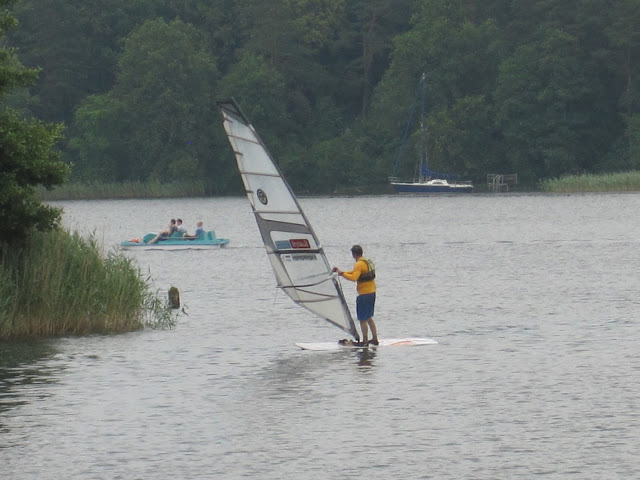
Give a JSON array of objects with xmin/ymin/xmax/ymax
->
[{"xmin": 332, "ymin": 245, "xmax": 379, "ymax": 346}]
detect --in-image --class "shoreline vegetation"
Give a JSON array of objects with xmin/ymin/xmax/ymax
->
[
  {"xmin": 37, "ymin": 180, "xmax": 209, "ymax": 201},
  {"xmin": 539, "ymin": 171, "xmax": 640, "ymax": 193},
  {"xmin": 0, "ymin": 229, "xmax": 176, "ymax": 340},
  {"xmin": 36, "ymin": 171, "xmax": 640, "ymax": 200}
]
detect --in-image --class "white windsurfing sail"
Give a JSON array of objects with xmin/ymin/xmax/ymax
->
[{"xmin": 218, "ymin": 100, "xmax": 359, "ymax": 340}]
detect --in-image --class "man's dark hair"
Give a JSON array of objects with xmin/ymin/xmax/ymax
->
[{"xmin": 350, "ymin": 245, "xmax": 363, "ymax": 256}]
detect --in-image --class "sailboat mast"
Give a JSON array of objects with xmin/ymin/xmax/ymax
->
[
  {"xmin": 390, "ymin": 73, "xmax": 474, "ymax": 193},
  {"xmin": 418, "ymin": 73, "xmax": 427, "ymax": 183}
]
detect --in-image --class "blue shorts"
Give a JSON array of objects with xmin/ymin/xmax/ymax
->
[{"xmin": 356, "ymin": 293, "xmax": 376, "ymax": 321}]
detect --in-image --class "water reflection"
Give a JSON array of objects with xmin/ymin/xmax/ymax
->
[
  {"xmin": 250, "ymin": 347, "xmax": 379, "ymax": 402},
  {"xmin": 353, "ymin": 347, "xmax": 377, "ymax": 367},
  {"xmin": 0, "ymin": 340, "xmax": 61, "ymax": 430}
]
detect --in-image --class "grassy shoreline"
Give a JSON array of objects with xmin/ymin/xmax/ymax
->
[
  {"xmin": 0, "ymin": 229, "xmax": 175, "ymax": 339},
  {"xmin": 37, "ymin": 181, "xmax": 209, "ymax": 201},
  {"xmin": 539, "ymin": 171, "xmax": 640, "ymax": 193}
]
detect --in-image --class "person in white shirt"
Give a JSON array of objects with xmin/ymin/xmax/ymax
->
[{"xmin": 176, "ymin": 218, "xmax": 187, "ymax": 234}]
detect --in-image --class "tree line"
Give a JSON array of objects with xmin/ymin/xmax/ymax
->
[{"xmin": 6, "ymin": 0, "xmax": 640, "ymax": 193}]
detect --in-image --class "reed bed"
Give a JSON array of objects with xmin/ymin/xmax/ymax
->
[
  {"xmin": 0, "ymin": 229, "xmax": 175, "ymax": 339},
  {"xmin": 539, "ymin": 171, "xmax": 640, "ymax": 193},
  {"xmin": 36, "ymin": 180, "xmax": 208, "ymax": 201}
]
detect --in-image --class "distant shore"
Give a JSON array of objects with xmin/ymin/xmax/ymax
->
[
  {"xmin": 37, "ymin": 181, "xmax": 210, "ymax": 201},
  {"xmin": 36, "ymin": 172, "xmax": 640, "ymax": 201}
]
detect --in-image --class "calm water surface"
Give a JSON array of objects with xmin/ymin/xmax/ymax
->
[{"xmin": 2, "ymin": 194, "xmax": 639, "ymax": 479}]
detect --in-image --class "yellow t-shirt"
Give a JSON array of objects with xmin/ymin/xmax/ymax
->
[{"xmin": 341, "ymin": 257, "xmax": 376, "ymax": 295}]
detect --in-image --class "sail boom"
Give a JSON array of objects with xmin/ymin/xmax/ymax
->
[
  {"xmin": 284, "ymin": 291, "xmax": 340, "ymax": 302},
  {"xmin": 291, "ymin": 297, "xmax": 341, "ymax": 304},
  {"xmin": 280, "ymin": 277, "xmax": 335, "ymax": 289}
]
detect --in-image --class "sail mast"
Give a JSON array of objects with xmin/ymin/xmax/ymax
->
[{"xmin": 418, "ymin": 73, "xmax": 427, "ymax": 183}]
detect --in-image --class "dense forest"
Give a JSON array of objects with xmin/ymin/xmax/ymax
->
[{"xmin": 6, "ymin": 0, "xmax": 640, "ymax": 193}]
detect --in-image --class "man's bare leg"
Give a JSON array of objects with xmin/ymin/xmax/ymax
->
[
  {"xmin": 368, "ymin": 318, "xmax": 378, "ymax": 344},
  {"xmin": 360, "ymin": 320, "xmax": 369, "ymax": 345}
]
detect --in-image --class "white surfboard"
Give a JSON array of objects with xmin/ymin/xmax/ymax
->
[{"xmin": 295, "ymin": 337, "xmax": 437, "ymax": 351}]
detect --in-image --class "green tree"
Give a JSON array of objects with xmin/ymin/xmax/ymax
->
[
  {"xmin": 69, "ymin": 18, "xmax": 219, "ymax": 184},
  {"xmin": 67, "ymin": 94, "xmax": 128, "ymax": 181},
  {"xmin": 428, "ymin": 94, "xmax": 495, "ymax": 180},
  {"xmin": 624, "ymin": 114, "xmax": 640, "ymax": 169},
  {"xmin": 607, "ymin": 0, "xmax": 640, "ymax": 117},
  {"xmin": 217, "ymin": 53, "xmax": 288, "ymax": 137},
  {"xmin": 0, "ymin": 0, "xmax": 68, "ymax": 244},
  {"xmin": 115, "ymin": 18, "xmax": 219, "ymax": 182},
  {"xmin": 495, "ymin": 17, "xmax": 618, "ymax": 181},
  {"xmin": 235, "ymin": 0, "xmax": 347, "ymax": 142},
  {"xmin": 331, "ymin": 0, "xmax": 413, "ymax": 117},
  {"xmin": 8, "ymin": 0, "xmax": 640, "ymax": 191},
  {"xmin": 10, "ymin": 0, "xmax": 160, "ymax": 124},
  {"xmin": 605, "ymin": 0, "xmax": 640, "ymax": 168},
  {"xmin": 153, "ymin": 0, "xmax": 245, "ymax": 73}
]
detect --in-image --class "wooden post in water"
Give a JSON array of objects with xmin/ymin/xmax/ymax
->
[{"xmin": 168, "ymin": 286, "xmax": 180, "ymax": 309}]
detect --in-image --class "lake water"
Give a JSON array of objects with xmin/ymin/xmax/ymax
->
[{"xmin": 2, "ymin": 194, "xmax": 640, "ymax": 479}]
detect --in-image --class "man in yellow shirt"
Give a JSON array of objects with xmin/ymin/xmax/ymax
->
[{"xmin": 332, "ymin": 245, "xmax": 379, "ymax": 346}]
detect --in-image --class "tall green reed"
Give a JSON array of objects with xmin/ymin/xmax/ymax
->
[
  {"xmin": 36, "ymin": 180, "xmax": 207, "ymax": 201},
  {"xmin": 0, "ymin": 229, "xmax": 175, "ymax": 339},
  {"xmin": 540, "ymin": 171, "xmax": 640, "ymax": 193}
]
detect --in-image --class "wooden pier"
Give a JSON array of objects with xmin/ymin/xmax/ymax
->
[{"xmin": 487, "ymin": 174, "xmax": 518, "ymax": 192}]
